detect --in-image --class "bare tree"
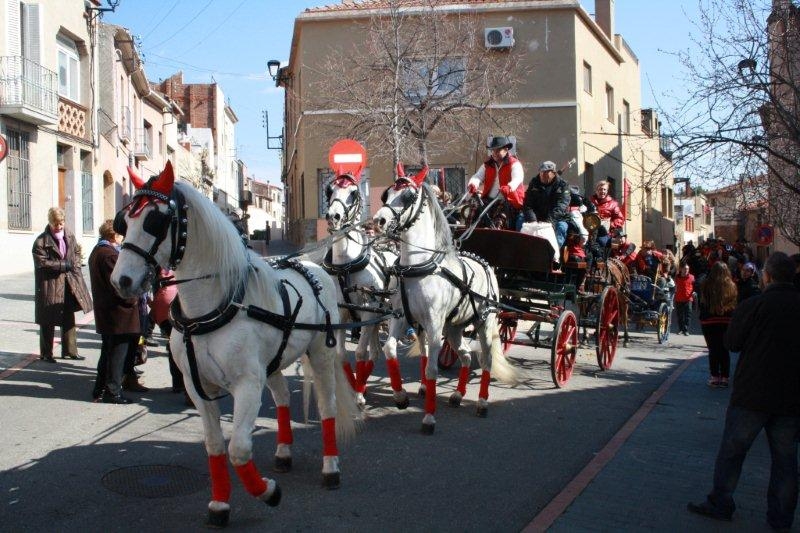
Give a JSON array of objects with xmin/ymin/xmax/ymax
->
[
  {"xmin": 307, "ymin": 0, "xmax": 527, "ymax": 167},
  {"xmin": 664, "ymin": 0, "xmax": 800, "ymax": 245}
]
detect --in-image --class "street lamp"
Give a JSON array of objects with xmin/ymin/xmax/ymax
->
[
  {"xmin": 737, "ymin": 58, "xmax": 758, "ymax": 85},
  {"xmin": 267, "ymin": 59, "xmax": 281, "ymax": 82}
]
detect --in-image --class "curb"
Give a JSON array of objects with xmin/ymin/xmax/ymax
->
[{"xmin": 523, "ymin": 350, "xmax": 704, "ymax": 532}]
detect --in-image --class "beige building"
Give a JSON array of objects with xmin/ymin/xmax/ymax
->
[
  {"xmin": 0, "ymin": 0, "xmax": 103, "ymax": 274},
  {"xmin": 674, "ymin": 189, "xmax": 714, "ymax": 258},
  {"xmin": 277, "ymin": 0, "xmax": 674, "ymax": 247}
]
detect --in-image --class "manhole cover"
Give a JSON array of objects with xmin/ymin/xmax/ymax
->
[{"xmin": 102, "ymin": 465, "xmax": 207, "ymax": 498}]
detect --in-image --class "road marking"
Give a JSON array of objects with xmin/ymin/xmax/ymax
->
[
  {"xmin": 523, "ymin": 350, "xmax": 703, "ymax": 532},
  {"xmin": 0, "ymin": 311, "xmax": 94, "ymax": 380}
]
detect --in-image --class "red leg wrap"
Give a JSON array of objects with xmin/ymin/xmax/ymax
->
[
  {"xmin": 234, "ymin": 460, "xmax": 267, "ymax": 497},
  {"xmin": 355, "ymin": 360, "xmax": 367, "ymax": 393},
  {"xmin": 342, "ymin": 361, "xmax": 358, "ymax": 391},
  {"xmin": 457, "ymin": 366, "xmax": 470, "ymax": 396},
  {"xmin": 385, "ymin": 358, "xmax": 403, "ymax": 391},
  {"xmin": 208, "ymin": 454, "xmax": 231, "ymax": 503},
  {"xmin": 364, "ymin": 359, "xmax": 375, "ymax": 380},
  {"xmin": 276, "ymin": 405, "xmax": 293, "ymax": 445},
  {"xmin": 425, "ymin": 378, "xmax": 437, "ymax": 414},
  {"xmin": 420, "ymin": 356, "xmax": 428, "ymax": 382},
  {"xmin": 479, "ymin": 370, "xmax": 491, "ymax": 400},
  {"xmin": 322, "ymin": 417, "xmax": 338, "ymax": 456}
]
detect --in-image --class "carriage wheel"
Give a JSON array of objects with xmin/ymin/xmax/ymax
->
[
  {"xmin": 498, "ymin": 319, "xmax": 517, "ymax": 354},
  {"xmin": 550, "ymin": 310, "xmax": 578, "ymax": 388},
  {"xmin": 595, "ymin": 286, "xmax": 620, "ymax": 371},
  {"xmin": 657, "ymin": 302, "xmax": 670, "ymax": 344},
  {"xmin": 437, "ymin": 341, "xmax": 458, "ymax": 370}
]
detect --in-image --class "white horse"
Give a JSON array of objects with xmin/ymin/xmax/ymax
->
[
  {"xmin": 110, "ymin": 162, "xmax": 359, "ymax": 528},
  {"xmin": 323, "ymin": 174, "xmax": 413, "ymax": 408},
  {"xmin": 373, "ymin": 170, "xmax": 520, "ymax": 434}
]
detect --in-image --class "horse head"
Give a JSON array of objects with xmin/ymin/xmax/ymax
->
[
  {"xmin": 111, "ymin": 161, "xmax": 182, "ymax": 298},
  {"xmin": 373, "ymin": 164, "xmax": 428, "ymax": 234},
  {"xmin": 325, "ymin": 174, "xmax": 362, "ymax": 231}
]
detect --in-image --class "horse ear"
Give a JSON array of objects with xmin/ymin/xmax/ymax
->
[
  {"xmin": 152, "ymin": 160, "xmax": 175, "ymax": 195},
  {"xmin": 411, "ymin": 165, "xmax": 428, "ymax": 187},
  {"xmin": 396, "ymin": 162, "xmax": 405, "ymax": 178},
  {"xmin": 127, "ymin": 166, "xmax": 145, "ymax": 190}
]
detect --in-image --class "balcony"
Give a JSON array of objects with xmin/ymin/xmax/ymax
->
[
  {"xmin": 119, "ymin": 106, "xmax": 131, "ymax": 142},
  {"xmin": 0, "ymin": 56, "xmax": 58, "ymax": 125},
  {"xmin": 58, "ymin": 97, "xmax": 89, "ymax": 141},
  {"xmin": 133, "ymin": 128, "xmax": 151, "ymax": 160}
]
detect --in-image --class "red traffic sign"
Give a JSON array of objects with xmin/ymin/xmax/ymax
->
[
  {"xmin": 755, "ymin": 224, "xmax": 774, "ymax": 246},
  {"xmin": 0, "ymin": 135, "xmax": 7, "ymax": 164},
  {"xmin": 328, "ymin": 139, "xmax": 366, "ymax": 180}
]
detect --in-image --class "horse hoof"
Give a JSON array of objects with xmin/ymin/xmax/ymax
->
[
  {"xmin": 448, "ymin": 394, "xmax": 461, "ymax": 407},
  {"xmin": 395, "ymin": 397, "xmax": 410, "ymax": 410},
  {"xmin": 274, "ymin": 456, "xmax": 292, "ymax": 473},
  {"xmin": 476, "ymin": 406, "xmax": 488, "ymax": 418},
  {"xmin": 420, "ymin": 422, "xmax": 435, "ymax": 435},
  {"xmin": 264, "ymin": 483, "xmax": 282, "ymax": 507},
  {"xmin": 207, "ymin": 508, "xmax": 230, "ymax": 528},
  {"xmin": 322, "ymin": 472, "xmax": 341, "ymax": 490}
]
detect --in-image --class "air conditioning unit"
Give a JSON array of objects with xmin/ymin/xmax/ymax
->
[{"xmin": 485, "ymin": 27, "xmax": 514, "ymax": 49}]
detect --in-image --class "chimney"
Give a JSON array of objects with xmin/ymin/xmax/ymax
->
[{"xmin": 595, "ymin": 0, "xmax": 615, "ymax": 39}]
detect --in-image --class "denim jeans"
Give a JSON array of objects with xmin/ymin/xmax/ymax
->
[
  {"xmin": 554, "ymin": 220, "xmax": 568, "ymax": 249},
  {"xmin": 709, "ymin": 406, "xmax": 800, "ymax": 528}
]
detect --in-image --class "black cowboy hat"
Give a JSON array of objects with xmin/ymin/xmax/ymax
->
[{"xmin": 487, "ymin": 136, "xmax": 513, "ymax": 150}]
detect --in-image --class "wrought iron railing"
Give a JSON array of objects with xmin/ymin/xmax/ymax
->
[
  {"xmin": 0, "ymin": 56, "xmax": 58, "ymax": 117},
  {"xmin": 134, "ymin": 128, "xmax": 151, "ymax": 158},
  {"xmin": 81, "ymin": 171, "xmax": 94, "ymax": 232}
]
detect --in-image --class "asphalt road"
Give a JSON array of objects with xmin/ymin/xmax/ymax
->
[{"xmin": 0, "ymin": 317, "xmax": 701, "ymax": 532}]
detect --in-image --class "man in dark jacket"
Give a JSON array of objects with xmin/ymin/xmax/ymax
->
[
  {"xmin": 88, "ymin": 220, "xmax": 140, "ymax": 404},
  {"xmin": 688, "ymin": 252, "xmax": 800, "ymax": 529},
  {"xmin": 522, "ymin": 161, "xmax": 570, "ymax": 248},
  {"xmin": 32, "ymin": 207, "xmax": 93, "ymax": 362}
]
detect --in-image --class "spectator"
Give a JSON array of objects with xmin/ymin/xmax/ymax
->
[
  {"xmin": 522, "ymin": 160, "xmax": 570, "ymax": 248},
  {"xmin": 32, "ymin": 207, "xmax": 93, "ymax": 363},
  {"xmin": 688, "ymin": 252, "xmax": 800, "ymax": 529},
  {"xmin": 673, "ymin": 263, "xmax": 695, "ymax": 336},
  {"xmin": 88, "ymin": 220, "xmax": 140, "ymax": 404},
  {"xmin": 698, "ymin": 262, "xmax": 738, "ymax": 388},
  {"xmin": 590, "ymin": 180, "xmax": 624, "ymax": 248},
  {"xmin": 149, "ymin": 268, "xmax": 183, "ymax": 393},
  {"xmin": 736, "ymin": 262, "xmax": 761, "ymax": 303},
  {"xmin": 467, "ymin": 136, "xmax": 526, "ymax": 230},
  {"xmin": 636, "ymin": 241, "xmax": 665, "ymax": 279}
]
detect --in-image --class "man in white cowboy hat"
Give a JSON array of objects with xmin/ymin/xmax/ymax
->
[
  {"xmin": 522, "ymin": 160, "xmax": 571, "ymax": 249},
  {"xmin": 467, "ymin": 136, "xmax": 526, "ymax": 229}
]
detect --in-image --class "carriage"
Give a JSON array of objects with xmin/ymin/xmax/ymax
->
[
  {"xmin": 626, "ymin": 273, "xmax": 673, "ymax": 344},
  {"xmin": 442, "ymin": 228, "xmax": 621, "ymax": 388}
]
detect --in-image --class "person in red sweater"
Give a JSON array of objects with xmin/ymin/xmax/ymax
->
[
  {"xmin": 590, "ymin": 180, "xmax": 625, "ymax": 232},
  {"xmin": 673, "ymin": 263, "xmax": 695, "ymax": 335}
]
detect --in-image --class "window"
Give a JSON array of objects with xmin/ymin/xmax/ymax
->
[
  {"xmin": 645, "ymin": 187, "xmax": 653, "ymax": 222},
  {"xmin": 583, "ymin": 162, "xmax": 594, "ymax": 197},
  {"xmin": 685, "ymin": 216, "xmax": 694, "ymax": 232},
  {"xmin": 622, "ymin": 100, "xmax": 630, "ymax": 134},
  {"xmin": 5, "ymin": 127, "xmax": 31, "ymax": 230},
  {"xmin": 57, "ymin": 36, "xmax": 80, "ymax": 101},
  {"xmin": 81, "ymin": 151, "xmax": 93, "ymax": 232},
  {"xmin": 605, "ymin": 84, "xmax": 614, "ymax": 123},
  {"xmin": 403, "ymin": 57, "xmax": 466, "ymax": 103},
  {"xmin": 317, "ymin": 168, "xmax": 371, "ymax": 219},
  {"xmin": 583, "ymin": 62, "xmax": 592, "ymax": 94},
  {"xmin": 606, "ymin": 177, "xmax": 617, "ymax": 199},
  {"xmin": 661, "ymin": 186, "xmax": 673, "ymax": 219},
  {"xmin": 624, "ymin": 178, "xmax": 631, "ymax": 221}
]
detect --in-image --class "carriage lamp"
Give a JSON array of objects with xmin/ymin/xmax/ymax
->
[{"xmin": 267, "ymin": 60, "xmax": 281, "ymax": 81}]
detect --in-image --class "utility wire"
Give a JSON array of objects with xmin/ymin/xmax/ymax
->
[
  {"xmin": 175, "ymin": 0, "xmax": 248, "ymax": 58},
  {"xmin": 141, "ymin": 0, "xmax": 182, "ymax": 41},
  {"xmin": 147, "ymin": 0, "xmax": 214, "ymax": 49},
  {"xmin": 147, "ymin": 53, "xmax": 267, "ymax": 79}
]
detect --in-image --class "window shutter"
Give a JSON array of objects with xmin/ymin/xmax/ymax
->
[
  {"xmin": 7, "ymin": 0, "xmax": 21, "ymax": 56},
  {"xmin": 22, "ymin": 3, "xmax": 41, "ymax": 64}
]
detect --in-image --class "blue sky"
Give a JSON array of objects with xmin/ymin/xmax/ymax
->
[{"xmin": 106, "ymin": 0, "xmax": 701, "ymax": 185}]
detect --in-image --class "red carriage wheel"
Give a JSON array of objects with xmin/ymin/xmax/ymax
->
[
  {"xmin": 498, "ymin": 318, "xmax": 517, "ymax": 353},
  {"xmin": 437, "ymin": 340, "xmax": 458, "ymax": 370},
  {"xmin": 551, "ymin": 310, "xmax": 578, "ymax": 388},
  {"xmin": 596, "ymin": 286, "xmax": 620, "ymax": 370}
]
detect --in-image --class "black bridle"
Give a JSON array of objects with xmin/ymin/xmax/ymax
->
[{"xmin": 379, "ymin": 179, "xmax": 426, "ymax": 237}]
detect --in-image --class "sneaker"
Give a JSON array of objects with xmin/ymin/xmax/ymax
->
[
  {"xmin": 687, "ymin": 500, "xmax": 733, "ymax": 521},
  {"xmin": 707, "ymin": 377, "xmax": 720, "ymax": 387},
  {"xmin": 683, "ymin": 331, "xmax": 690, "ymax": 336},
  {"xmin": 718, "ymin": 377, "xmax": 729, "ymax": 388}
]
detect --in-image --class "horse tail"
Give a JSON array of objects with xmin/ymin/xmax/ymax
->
[
  {"xmin": 333, "ymin": 356, "xmax": 363, "ymax": 443},
  {"xmin": 489, "ymin": 317, "xmax": 521, "ymax": 386}
]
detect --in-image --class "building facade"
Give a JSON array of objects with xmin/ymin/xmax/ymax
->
[
  {"xmin": 0, "ymin": 0, "xmax": 102, "ymax": 274},
  {"xmin": 278, "ymin": 0, "xmax": 674, "ymax": 248}
]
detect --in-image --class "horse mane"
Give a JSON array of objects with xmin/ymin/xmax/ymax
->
[
  {"xmin": 175, "ymin": 182, "xmax": 249, "ymax": 294},
  {"xmin": 420, "ymin": 182, "xmax": 454, "ymax": 255}
]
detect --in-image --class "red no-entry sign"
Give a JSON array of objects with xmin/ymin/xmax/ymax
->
[
  {"xmin": 328, "ymin": 139, "xmax": 367, "ymax": 179},
  {"xmin": 0, "ymin": 135, "xmax": 7, "ymax": 164}
]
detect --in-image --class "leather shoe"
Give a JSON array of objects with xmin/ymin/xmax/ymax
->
[
  {"xmin": 102, "ymin": 393, "xmax": 133, "ymax": 405},
  {"xmin": 39, "ymin": 355, "xmax": 57, "ymax": 363},
  {"xmin": 687, "ymin": 500, "xmax": 733, "ymax": 521},
  {"xmin": 122, "ymin": 375, "xmax": 149, "ymax": 392},
  {"xmin": 62, "ymin": 354, "xmax": 86, "ymax": 360}
]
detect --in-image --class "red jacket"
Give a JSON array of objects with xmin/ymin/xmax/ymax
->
[
  {"xmin": 674, "ymin": 273, "xmax": 695, "ymax": 303},
  {"xmin": 150, "ymin": 268, "xmax": 178, "ymax": 325},
  {"xmin": 482, "ymin": 155, "xmax": 525, "ymax": 209},
  {"xmin": 591, "ymin": 195, "xmax": 625, "ymax": 229}
]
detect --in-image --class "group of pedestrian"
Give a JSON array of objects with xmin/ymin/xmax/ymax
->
[{"xmin": 33, "ymin": 209, "xmax": 182, "ymax": 404}]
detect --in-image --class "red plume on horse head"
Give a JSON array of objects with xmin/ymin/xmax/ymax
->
[
  {"xmin": 127, "ymin": 161, "xmax": 175, "ymax": 195},
  {"xmin": 411, "ymin": 165, "xmax": 429, "ymax": 187}
]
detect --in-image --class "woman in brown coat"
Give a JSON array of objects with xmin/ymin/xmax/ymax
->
[{"xmin": 32, "ymin": 207, "xmax": 93, "ymax": 362}]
